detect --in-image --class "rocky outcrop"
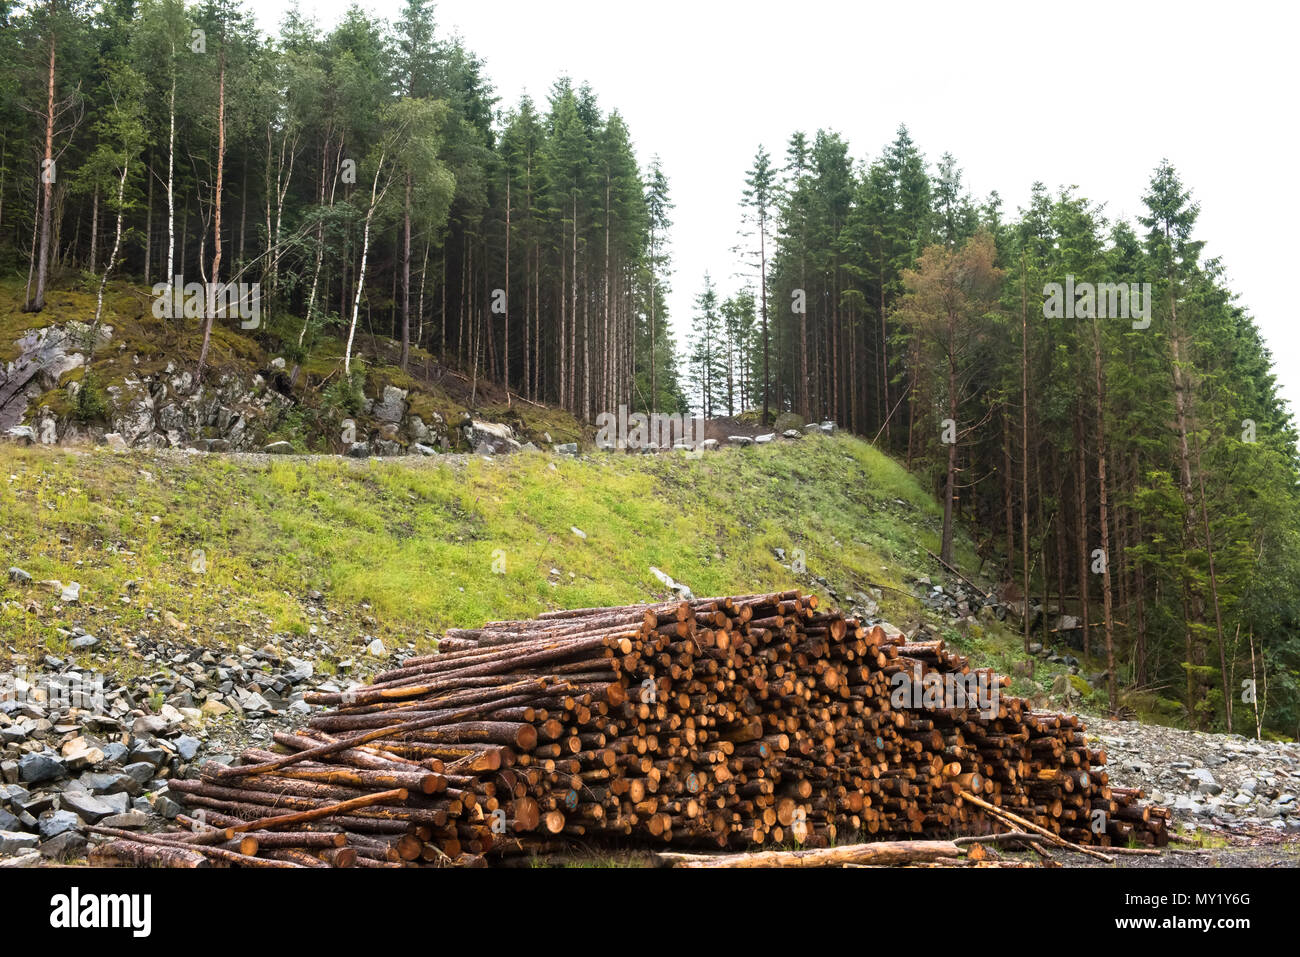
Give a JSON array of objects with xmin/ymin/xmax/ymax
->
[
  {"xmin": 0, "ymin": 323, "xmax": 101, "ymax": 434},
  {"xmin": 1, "ymin": 323, "xmax": 573, "ymax": 459},
  {"xmin": 461, "ymin": 417, "xmax": 522, "ymax": 455},
  {"xmin": 0, "ymin": 331, "xmax": 461, "ymax": 455},
  {"xmin": 369, "ymin": 385, "xmax": 408, "ymax": 424},
  {"xmin": 28, "ymin": 361, "xmax": 290, "ymax": 452}
]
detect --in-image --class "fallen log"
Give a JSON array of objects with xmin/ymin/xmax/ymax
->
[{"xmin": 655, "ymin": 840, "xmax": 961, "ymax": 868}]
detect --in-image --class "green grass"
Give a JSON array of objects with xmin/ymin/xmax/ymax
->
[{"xmin": 0, "ymin": 434, "xmax": 966, "ymax": 664}]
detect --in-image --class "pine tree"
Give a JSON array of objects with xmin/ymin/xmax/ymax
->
[{"xmin": 740, "ymin": 145, "xmax": 776, "ymax": 424}]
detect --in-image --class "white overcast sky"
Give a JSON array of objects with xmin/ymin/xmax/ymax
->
[{"xmin": 250, "ymin": 0, "xmax": 1300, "ymax": 426}]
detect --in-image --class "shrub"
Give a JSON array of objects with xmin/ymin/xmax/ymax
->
[
  {"xmin": 322, "ymin": 360, "xmax": 367, "ymax": 417},
  {"xmin": 74, "ymin": 374, "xmax": 111, "ymax": 422}
]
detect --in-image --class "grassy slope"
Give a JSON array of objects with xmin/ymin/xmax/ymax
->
[{"xmin": 0, "ymin": 434, "xmax": 992, "ymax": 647}]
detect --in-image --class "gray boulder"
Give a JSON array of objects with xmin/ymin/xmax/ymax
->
[
  {"xmin": 58, "ymin": 790, "xmax": 118, "ymax": 824},
  {"xmin": 463, "ymin": 419, "xmax": 517, "ymax": 453},
  {"xmin": 18, "ymin": 753, "xmax": 66, "ymax": 785},
  {"xmin": 99, "ymin": 810, "xmax": 150, "ymax": 830},
  {"xmin": 1188, "ymin": 768, "xmax": 1223, "ymax": 795},
  {"xmin": 372, "ymin": 386, "xmax": 409, "ymax": 423},
  {"xmin": 0, "ymin": 830, "xmax": 39, "ymax": 855},
  {"xmin": 38, "ymin": 809, "xmax": 82, "ymax": 839}
]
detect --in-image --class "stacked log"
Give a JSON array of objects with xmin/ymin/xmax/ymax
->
[{"xmin": 91, "ymin": 592, "xmax": 1168, "ymax": 867}]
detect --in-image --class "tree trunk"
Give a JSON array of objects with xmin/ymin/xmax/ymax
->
[
  {"xmin": 197, "ymin": 41, "xmax": 226, "ymax": 380},
  {"xmin": 344, "ymin": 158, "xmax": 385, "ymax": 377},
  {"xmin": 238, "ymin": 158, "xmax": 247, "ymax": 263},
  {"xmin": 649, "ymin": 256, "xmax": 657, "ymax": 411},
  {"xmin": 88, "ymin": 184, "xmax": 98, "ymax": 273},
  {"xmin": 166, "ymin": 72, "xmax": 176, "ymax": 301},
  {"xmin": 504, "ymin": 172, "xmax": 511, "ymax": 391},
  {"xmin": 880, "ymin": 257, "xmax": 890, "ymax": 443},
  {"xmin": 89, "ymin": 157, "xmax": 130, "ymax": 347},
  {"xmin": 1021, "ymin": 258, "xmax": 1031, "ymax": 654},
  {"xmin": 1074, "ymin": 411, "xmax": 1089, "ymax": 658},
  {"xmin": 401, "ymin": 170, "xmax": 412, "ymax": 370},
  {"xmin": 760, "ymin": 211, "xmax": 769, "ymax": 426},
  {"xmin": 26, "ymin": 24, "xmax": 57, "ymax": 312},
  {"xmin": 299, "ymin": 134, "xmax": 336, "ymax": 348},
  {"xmin": 416, "ymin": 237, "xmax": 429, "ymax": 351},
  {"xmin": 144, "ymin": 157, "xmax": 153, "ymax": 283},
  {"xmin": 940, "ymin": 313, "xmax": 958, "ymax": 565},
  {"xmin": 1193, "ymin": 429, "xmax": 1230, "ymax": 731},
  {"xmin": 1168, "ymin": 273, "xmax": 1205, "ymax": 722},
  {"xmin": 1092, "ymin": 321, "xmax": 1116, "ymax": 711},
  {"xmin": 800, "ymin": 255, "xmax": 809, "ymax": 417},
  {"xmin": 1002, "ymin": 413, "xmax": 1015, "ymax": 583}
]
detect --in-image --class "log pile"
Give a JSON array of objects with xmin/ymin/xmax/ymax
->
[{"xmin": 90, "ymin": 591, "xmax": 1169, "ymax": 867}]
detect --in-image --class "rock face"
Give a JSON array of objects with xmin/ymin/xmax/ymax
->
[
  {"xmin": 13, "ymin": 353, "xmax": 301, "ymax": 453},
  {"xmin": 4, "ymin": 313, "xmax": 565, "ymax": 457},
  {"xmin": 0, "ymin": 323, "xmax": 98, "ymax": 433},
  {"xmin": 1, "ymin": 332, "xmax": 460, "ymax": 458},
  {"xmin": 98, "ymin": 367, "xmax": 297, "ymax": 452},
  {"xmin": 462, "ymin": 419, "xmax": 521, "ymax": 454},
  {"xmin": 370, "ymin": 386, "xmax": 408, "ymax": 424}
]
